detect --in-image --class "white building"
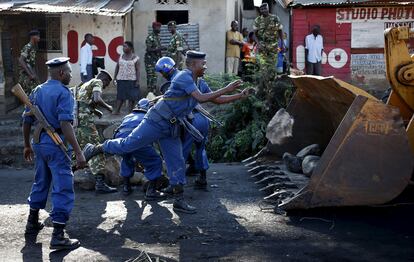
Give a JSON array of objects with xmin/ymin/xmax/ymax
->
[{"xmin": 0, "ymin": 0, "xmax": 134, "ymax": 114}]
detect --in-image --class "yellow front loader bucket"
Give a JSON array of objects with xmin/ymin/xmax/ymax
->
[{"xmin": 254, "ymin": 75, "xmax": 414, "ymax": 210}]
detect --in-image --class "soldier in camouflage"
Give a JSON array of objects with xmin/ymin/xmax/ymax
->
[
  {"xmin": 253, "ymin": 3, "xmax": 284, "ymax": 63},
  {"xmin": 18, "ymin": 30, "xmax": 41, "ymax": 95},
  {"xmin": 167, "ymin": 21, "xmax": 185, "ymax": 70},
  {"xmin": 145, "ymin": 22, "xmax": 165, "ymax": 94},
  {"xmin": 75, "ymin": 70, "xmax": 117, "ymax": 194}
]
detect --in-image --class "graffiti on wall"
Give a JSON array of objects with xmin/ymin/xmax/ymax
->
[
  {"xmin": 66, "ymin": 30, "xmax": 124, "ymax": 64},
  {"xmin": 292, "ymin": 8, "xmax": 351, "ymax": 79},
  {"xmin": 295, "ymin": 46, "xmax": 349, "ymax": 71}
]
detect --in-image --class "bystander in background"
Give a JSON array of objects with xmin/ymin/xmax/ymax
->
[
  {"xmin": 241, "ymin": 31, "xmax": 257, "ymax": 81},
  {"xmin": 305, "ymin": 25, "xmax": 323, "ymax": 76},
  {"xmin": 113, "ymin": 41, "xmax": 140, "ymax": 114},
  {"xmin": 80, "ymin": 33, "xmax": 94, "ymax": 82},
  {"xmin": 226, "ymin": 21, "xmax": 244, "ymax": 75}
]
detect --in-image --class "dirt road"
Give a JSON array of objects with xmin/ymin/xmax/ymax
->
[{"xmin": 0, "ymin": 163, "xmax": 413, "ymax": 261}]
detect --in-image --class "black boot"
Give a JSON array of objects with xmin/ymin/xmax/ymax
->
[
  {"xmin": 194, "ymin": 170, "xmax": 207, "ymax": 190},
  {"xmin": 25, "ymin": 208, "xmax": 44, "ymax": 234},
  {"xmin": 145, "ymin": 180, "xmax": 166, "ymax": 201},
  {"xmin": 161, "ymin": 184, "xmax": 183, "ymax": 195},
  {"xmin": 95, "ymin": 174, "xmax": 117, "ymax": 194},
  {"xmin": 155, "ymin": 175, "xmax": 170, "ymax": 191},
  {"xmin": 172, "ymin": 188, "xmax": 197, "ymax": 214},
  {"xmin": 185, "ymin": 155, "xmax": 197, "ymax": 176},
  {"xmin": 50, "ymin": 223, "xmax": 80, "ymax": 250},
  {"xmin": 122, "ymin": 177, "xmax": 132, "ymax": 196},
  {"xmin": 83, "ymin": 143, "xmax": 104, "ymax": 162}
]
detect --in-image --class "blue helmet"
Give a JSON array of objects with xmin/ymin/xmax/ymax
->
[
  {"xmin": 155, "ymin": 57, "xmax": 175, "ymax": 74},
  {"xmin": 137, "ymin": 98, "xmax": 150, "ymax": 110}
]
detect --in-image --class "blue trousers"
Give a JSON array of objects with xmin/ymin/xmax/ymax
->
[
  {"xmin": 80, "ymin": 64, "xmax": 93, "ymax": 83},
  {"xmin": 115, "ymin": 131, "xmax": 163, "ymax": 181},
  {"xmin": 28, "ymin": 144, "xmax": 74, "ymax": 224},
  {"xmin": 182, "ymin": 113, "xmax": 210, "ymax": 171},
  {"xmin": 104, "ymin": 117, "xmax": 186, "ymax": 185}
]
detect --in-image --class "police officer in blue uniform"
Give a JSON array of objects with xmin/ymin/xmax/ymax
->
[
  {"xmin": 181, "ymin": 79, "xmax": 211, "ymax": 189},
  {"xmin": 23, "ymin": 57, "xmax": 86, "ymax": 250},
  {"xmin": 155, "ymin": 56, "xmax": 249, "ymax": 190},
  {"xmin": 115, "ymin": 98, "xmax": 166, "ymax": 200},
  {"xmin": 155, "ymin": 57, "xmax": 209, "ymax": 188},
  {"xmin": 84, "ymin": 50, "xmax": 251, "ymax": 214}
]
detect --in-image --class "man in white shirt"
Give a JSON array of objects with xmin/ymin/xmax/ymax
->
[
  {"xmin": 305, "ymin": 25, "xmax": 323, "ymax": 76},
  {"xmin": 80, "ymin": 33, "xmax": 94, "ymax": 82}
]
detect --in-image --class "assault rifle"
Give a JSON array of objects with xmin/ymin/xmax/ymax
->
[{"xmin": 11, "ymin": 84, "xmax": 73, "ymax": 163}]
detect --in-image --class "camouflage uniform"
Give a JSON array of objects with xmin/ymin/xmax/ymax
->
[
  {"xmin": 253, "ymin": 14, "xmax": 283, "ymax": 62},
  {"xmin": 19, "ymin": 42, "xmax": 39, "ymax": 95},
  {"xmin": 145, "ymin": 32, "xmax": 162, "ymax": 93},
  {"xmin": 75, "ymin": 79, "xmax": 106, "ymax": 176},
  {"xmin": 167, "ymin": 32, "xmax": 185, "ymax": 70}
]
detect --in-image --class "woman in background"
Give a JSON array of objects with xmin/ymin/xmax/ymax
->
[{"xmin": 113, "ymin": 41, "xmax": 140, "ymax": 114}]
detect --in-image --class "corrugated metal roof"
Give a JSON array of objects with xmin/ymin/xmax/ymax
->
[
  {"xmin": 290, "ymin": 0, "xmax": 414, "ymax": 7},
  {"xmin": 0, "ymin": 0, "xmax": 135, "ymax": 16}
]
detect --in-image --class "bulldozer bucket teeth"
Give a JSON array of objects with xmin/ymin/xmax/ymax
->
[
  {"xmin": 248, "ymin": 165, "xmax": 280, "ymax": 174},
  {"xmin": 251, "ymin": 170, "xmax": 283, "ymax": 179},
  {"xmin": 260, "ymin": 76, "xmax": 414, "ymax": 210},
  {"xmin": 245, "ymin": 160, "xmax": 260, "ymax": 167},
  {"xmin": 264, "ymin": 190, "xmax": 295, "ymax": 201},
  {"xmin": 248, "ymin": 165, "xmax": 266, "ymax": 174},
  {"xmin": 255, "ymin": 174, "xmax": 289, "ymax": 185},
  {"xmin": 242, "ymin": 148, "xmax": 264, "ymax": 163}
]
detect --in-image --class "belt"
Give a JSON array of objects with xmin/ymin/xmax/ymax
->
[
  {"xmin": 161, "ymin": 96, "xmax": 190, "ymax": 102},
  {"xmin": 152, "ymin": 100, "xmax": 179, "ymax": 124}
]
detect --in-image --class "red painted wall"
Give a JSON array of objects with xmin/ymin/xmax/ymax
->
[{"xmin": 292, "ymin": 8, "xmax": 351, "ymax": 81}]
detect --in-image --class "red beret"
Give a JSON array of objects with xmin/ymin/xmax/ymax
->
[{"xmin": 152, "ymin": 22, "xmax": 162, "ymax": 27}]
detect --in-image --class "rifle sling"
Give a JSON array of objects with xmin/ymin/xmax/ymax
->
[{"xmin": 33, "ymin": 123, "xmax": 63, "ymax": 144}]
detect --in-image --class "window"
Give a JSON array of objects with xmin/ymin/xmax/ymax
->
[
  {"xmin": 38, "ymin": 15, "xmax": 62, "ymax": 52},
  {"xmin": 147, "ymin": 24, "xmax": 199, "ymax": 51},
  {"xmin": 156, "ymin": 10, "xmax": 189, "ymax": 25},
  {"xmin": 46, "ymin": 16, "xmax": 61, "ymax": 51},
  {"xmin": 243, "ymin": 0, "xmax": 254, "ymax": 10},
  {"xmin": 156, "ymin": 0, "xmax": 169, "ymax": 4}
]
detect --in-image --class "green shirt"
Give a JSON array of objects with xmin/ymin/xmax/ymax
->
[
  {"xmin": 145, "ymin": 32, "xmax": 162, "ymax": 60},
  {"xmin": 253, "ymin": 14, "xmax": 283, "ymax": 45},
  {"xmin": 76, "ymin": 79, "xmax": 103, "ymax": 118},
  {"xmin": 19, "ymin": 42, "xmax": 36, "ymax": 75},
  {"xmin": 167, "ymin": 32, "xmax": 184, "ymax": 56}
]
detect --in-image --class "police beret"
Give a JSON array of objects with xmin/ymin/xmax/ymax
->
[
  {"xmin": 167, "ymin": 21, "xmax": 176, "ymax": 26},
  {"xmin": 45, "ymin": 57, "xmax": 70, "ymax": 67},
  {"xmin": 29, "ymin": 29, "xmax": 40, "ymax": 36},
  {"xmin": 98, "ymin": 70, "xmax": 113, "ymax": 81},
  {"xmin": 152, "ymin": 21, "xmax": 162, "ymax": 27},
  {"xmin": 186, "ymin": 50, "xmax": 206, "ymax": 59}
]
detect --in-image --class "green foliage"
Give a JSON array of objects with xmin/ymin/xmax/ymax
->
[
  {"xmin": 204, "ymin": 58, "xmax": 295, "ymax": 162},
  {"xmin": 205, "ymin": 75, "xmax": 269, "ymax": 162}
]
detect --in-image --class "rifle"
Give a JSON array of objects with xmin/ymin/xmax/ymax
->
[
  {"xmin": 26, "ymin": 64, "xmax": 39, "ymax": 84},
  {"xmin": 11, "ymin": 84, "xmax": 72, "ymax": 162},
  {"xmin": 194, "ymin": 104, "xmax": 224, "ymax": 126}
]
